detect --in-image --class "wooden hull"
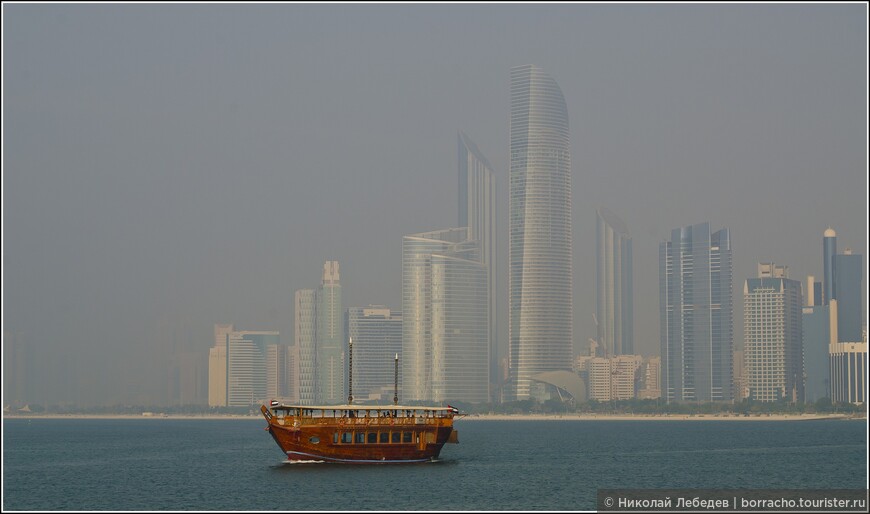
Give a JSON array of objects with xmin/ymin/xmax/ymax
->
[{"xmin": 261, "ymin": 405, "xmax": 456, "ymax": 464}]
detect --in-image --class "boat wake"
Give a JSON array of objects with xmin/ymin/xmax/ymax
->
[{"xmin": 283, "ymin": 459, "xmax": 325, "ymax": 465}]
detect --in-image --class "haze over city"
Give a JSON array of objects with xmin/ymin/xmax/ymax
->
[{"xmin": 3, "ymin": 3, "xmax": 866, "ymax": 407}]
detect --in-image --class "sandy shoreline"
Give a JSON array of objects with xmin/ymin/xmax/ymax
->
[
  {"xmin": 3, "ymin": 414, "xmax": 263, "ymax": 420},
  {"xmin": 4, "ymin": 413, "xmax": 864, "ymax": 421},
  {"xmin": 462, "ymin": 413, "xmax": 865, "ymax": 421}
]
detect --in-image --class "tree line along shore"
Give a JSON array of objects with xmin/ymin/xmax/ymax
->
[{"xmin": 5, "ymin": 397, "xmax": 866, "ymax": 419}]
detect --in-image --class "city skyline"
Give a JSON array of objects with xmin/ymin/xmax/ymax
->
[{"xmin": 3, "ymin": 3, "xmax": 866, "ymax": 406}]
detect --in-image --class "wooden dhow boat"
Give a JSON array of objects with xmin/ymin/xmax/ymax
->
[{"xmin": 261, "ymin": 346, "xmax": 460, "ymax": 463}]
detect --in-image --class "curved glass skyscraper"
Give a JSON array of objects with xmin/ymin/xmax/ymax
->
[{"xmin": 509, "ymin": 65, "xmax": 573, "ymax": 400}]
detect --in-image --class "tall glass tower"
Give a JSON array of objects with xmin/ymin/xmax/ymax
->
[
  {"xmin": 346, "ymin": 306, "xmax": 402, "ymax": 401},
  {"xmin": 659, "ymin": 222, "xmax": 733, "ymax": 403},
  {"xmin": 226, "ymin": 331, "xmax": 280, "ymax": 407},
  {"xmin": 315, "ymin": 261, "xmax": 344, "ymax": 405},
  {"xmin": 294, "ymin": 289, "xmax": 316, "ymax": 405},
  {"xmin": 402, "ymin": 228, "xmax": 489, "ymax": 404},
  {"xmin": 509, "ymin": 65, "xmax": 572, "ymax": 400},
  {"xmin": 596, "ymin": 207, "xmax": 633, "ymax": 356},
  {"xmin": 833, "ymin": 250, "xmax": 863, "ymax": 343},
  {"xmin": 458, "ymin": 131, "xmax": 497, "ymax": 400}
]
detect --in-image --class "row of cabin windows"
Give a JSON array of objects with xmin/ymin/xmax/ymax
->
[{"xmin": 333, "ymin": 431, "xmax": 416, "ymax": 444}]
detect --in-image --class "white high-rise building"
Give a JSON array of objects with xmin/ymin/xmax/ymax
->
[
  {"xmin": 744, "ymin": 263, "xmax": 803, "ymax": 403},
  {"xmin": 402, "ymin": 227, "xmax": 489, "ymax": 403},
  {"xmin": 586, "ymin": 355, "xmax": 643, "ymax": 402},
  {"xmin": 316, "ymin": 261, "xmax": 344, "ymax": 405},
  {"xmin": 294, "ymin": 289, "xmax": 316, "ymax": 405},
  {"xmin": 509, "ymin": 64, "xmax": 573, "ymax": 401},
  {"xmin": 611, "ymin": 355, "xmax": 643, "ymax": 400},
  {"xmin": 226, "ymin": 331, "xmax": 280, "ymax": 407},
  {"xmin": 588, "ymin": 358, "xmax": 612, "ymax": 402}
]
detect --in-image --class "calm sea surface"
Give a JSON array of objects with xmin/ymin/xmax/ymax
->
[{"xmin": 2, "ymin": 418, "xmax": 866, "ymax": 511}]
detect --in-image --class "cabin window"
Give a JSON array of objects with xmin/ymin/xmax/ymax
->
[
  {"xmin": 403, "ymin": 432, "xmax": 412, "ymax": 443},
  {"xmin": 355, "ymin": 432, "xmax": 365, "ymax": 444},
  {"xmin": 379, "ymin": 432, "xmax": 389, "ymax": 443},
  {"xmin": 333, "ymin": 433, "xmax": 339, "ymax": 443},
  {"xmin": 308, "ymin": 436, "xmax": 320, "ymax": 444},
  {"xmin": 341, "ymin": 432, "xmax": 352, "ymax": 444},
  {"xmin": 391, "ymin": 432, "xmax": 400, "ymax": 443},
  {"xmin": 367, "ymin": 432, "xmax": 377, "ymax": 444}
]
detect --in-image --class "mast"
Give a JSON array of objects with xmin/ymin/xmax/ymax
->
[
  {"xmin": 393, "ymin": 353, "xmax": 399, "ymax": 406},
  {"xmin": 347, "ymin": 337, "xmax": 353, "ymax": 405}
]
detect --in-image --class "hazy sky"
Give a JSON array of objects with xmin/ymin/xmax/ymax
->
[{"xmin": 3, "ymin": 3, "xmax": 867, "ymax": 406}]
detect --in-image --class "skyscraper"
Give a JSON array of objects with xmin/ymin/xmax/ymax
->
[
  {"xmin": 294, "ymin": 289, "xmax": 316, "ymax": 405},
  {"xmin": 265, "ymin": 343, "xmax": 287, "ymax": 399},
  {"xmin": 823, "ymin": 227, "xmax": 837, "ymax": 304},
  {"xmin": 316, "ymin": 261, "xmax": 344, "ymax": 405},
  {"xmin": 659, "ymin": 222, "xmax": 733, "ymax": 403},
  {"xmin": 596, "ymin": 207, "xmax": 634, "ymax": 356},
  {"xmin": 225, "ymin": 330, "xmax": 280, "ymax": 407},
  {"xmin": 458, "ymin": 131, "xmax": 498, "ymax": 401},
  {"xmin": 829, "ymin": 298, "xmax": 867, "ymax": 405},
  {"xmin": 402, "ymin": 227, "xmax": 489, "ymax": 403},
  {"xmin": 744, "ymin": 263, "xmax": 803, "ymax": 403},
  {"xmin": 284, "ymin": 344, "xmax": 300, "ymax": 403},
  {"xmin": 346, "ymin": 306, "xmax": 403, "ymax": 401},
  {"xmin": 802, "ymin": 301, "xmax": 831, "ymax": 402},
  {"xmin": 509, "ymin": 64, "xmax": 573, "ymax": 401},
  {"xmin": 804, "ymin": 229, "xmax": 865, "ymax": 403},
  {"xmin": 833, "ymin": 249, "xmax": 863, "ymax": 343},
  {"xmin": 806, "ymin": 275, "xmax": 823, "ymax": 307},
  {"xmin": 208, "ymin": 323, "xmax": 233, "ymax": 407}
]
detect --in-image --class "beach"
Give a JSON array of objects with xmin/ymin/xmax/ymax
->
[{"xmin": 462, "ymin": 413, "xmax": 865, "ymax": 421}]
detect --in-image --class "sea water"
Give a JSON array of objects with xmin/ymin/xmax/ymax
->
[{"xmin": 2, "ymin": 418, "xmax": 866, "ymax": 511}]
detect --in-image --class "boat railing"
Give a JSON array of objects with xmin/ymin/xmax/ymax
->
[{"xmin": 273, "ymin": 413, "xmax": 452, "ymax": 427}]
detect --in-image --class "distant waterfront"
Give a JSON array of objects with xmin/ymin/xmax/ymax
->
[
  {"xmin": 3, "ymin": 412, "xmax": 864, "ymax": 421},
  {"xmin": 3, "ymin": 417, "xmax": 865, "ymax": 511}
]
